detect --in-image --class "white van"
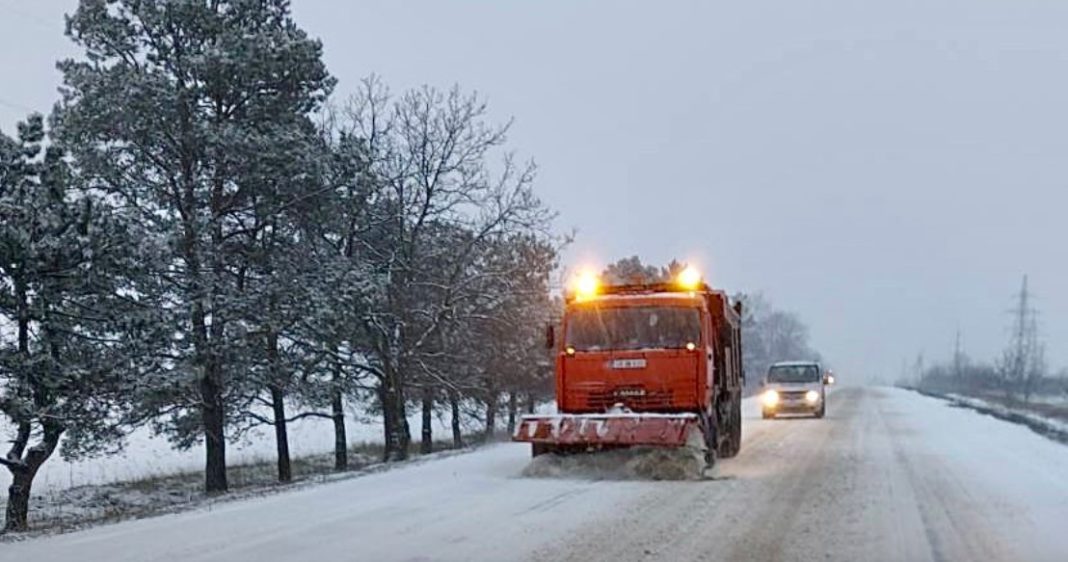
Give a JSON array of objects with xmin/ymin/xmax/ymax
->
[{"xmin": 760, "ymin": 361, "xmax": 832, "ymax": 419}]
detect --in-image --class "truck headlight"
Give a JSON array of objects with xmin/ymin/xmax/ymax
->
[
  {"xmin": 762, "ymin": 390, "xmax": 780, "ymax": 407},
  {"xmin": 805, "ymin": 390, "xmax": 820, "ymax": 403}
]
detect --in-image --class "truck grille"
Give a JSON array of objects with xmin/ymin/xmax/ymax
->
[{"xmin": 585, "ymin": 390, "xmax": 674, "ymax": 410}]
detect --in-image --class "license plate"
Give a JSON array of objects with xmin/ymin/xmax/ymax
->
[
  {"xmin": 614, "ymin": 388, "xmax": 647, "ymax": 397},
  {"xmin": 611, "ymin": 359, "xmax": 647, "ymax": 369}
]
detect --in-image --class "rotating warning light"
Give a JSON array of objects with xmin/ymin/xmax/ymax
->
[
  {"xmin": 676, "ymin": 266, "xmax": 702, "ymax": 290},
  {"xmin": 573, "ymin": 271, "xmax": 600, "ymax": 301}
]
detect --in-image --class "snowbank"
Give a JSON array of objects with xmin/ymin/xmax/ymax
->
[{"xmin": 942, "ymin": 392, "xmax": 1068, "ymax": 443}]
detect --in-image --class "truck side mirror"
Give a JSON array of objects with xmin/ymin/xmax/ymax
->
[
  {"xmin": 824, "ymin": 374, "xmax": 835, "ymax": 385},
  {"xmin": 545, "ymin": 324, "xmax": 555, "ymax": 350}
]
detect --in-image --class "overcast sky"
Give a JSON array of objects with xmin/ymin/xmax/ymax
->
[{"xmin": 2, "ymin": 0, "xmax": 1066, "ymax": 381}]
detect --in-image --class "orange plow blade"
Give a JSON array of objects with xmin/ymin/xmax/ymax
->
[{"xmin": 513, "ymin": 413, "xmax": 702, "ymax": 448}]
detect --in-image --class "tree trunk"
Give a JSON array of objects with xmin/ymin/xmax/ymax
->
[
  {"xmin": 484, "ymin": 392, "xmax": 497, "ymax": 441},
  {"xmin": 269, "ymin": 384, "xmax": 292, "ymax": 483},
  {"xmin": 201, "ymin": 362, "xmax": 228, "ymax": 494},
  {"xmin": 506, "ymin": 391, "xmax": 519, "ymax": 436},
  {"xmin": 421, "ymin": 389, "xmax": 433, "ymax": 454},
  {"xmin": 396, "ymin": 386, "xmax": 411, "ymax": 459},
  {"xmin": 332, "ymin": 387, "xmax": 348, "ymax": 471},
  {"xmin": 182, "ymin": 170, "xmax": 227, "ymax": 494},
  {"xmin": 379, "ymin": 382, "xmax": 396, "ymax": 462},
  {"xmin": 206, "ymin": 173, "xmax": 230, "ymax": 493},
  {"xmin": 391, "ymin": 357, "xmax": 412, "ymax": 460},
  {"xmin": 4, "ymin": 471, "xmax": 33, "ymax": 533},
  {"xmin": 449, "ymin": 388, "xmax": 464, "ymax": 448},
  {"xmin": 379, "ymin": 375, "xmax": 409, "ymax": 462},
  {"xmin": 192, "ymin": 288, "xmax": 227, "ymax": 493},
  {"xmin": 3, "ymin": 424, "xmax": 62, "ymax": 533},
  {"xmin": 266, "ymin": 330, "xmax": 292, "ymax": 483},
  {"xmin": 526, "ymin": 393, "xmax": 536, "ymax": 414}
]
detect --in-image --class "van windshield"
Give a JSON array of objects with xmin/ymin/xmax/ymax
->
[
  {"xmin": 767, "ymin": 364, "xmax": 821, "ymax": 383},
  {"xmin": 565, "ymin": 306, "xmax": 701, "ymax": 351}
]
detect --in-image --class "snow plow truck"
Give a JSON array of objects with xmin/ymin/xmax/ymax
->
[{"xmin": 513, "ymin": 267, "xmax": 744, "ymax": 467}]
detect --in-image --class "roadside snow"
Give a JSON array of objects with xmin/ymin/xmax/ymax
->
[
  {"xmin": 943, "ymin": 392, "xmax": 1068, "ymax": 440},
  {"xmin": 0, "ymin": 404, "xmax": 473, "ymax": 494},
  {"xmin": 0, "ymin": 443, "xmax": 647, "ymax": 562}
]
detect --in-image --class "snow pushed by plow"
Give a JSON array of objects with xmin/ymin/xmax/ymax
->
[{"xmin": 521, "ymin": 446, "xmax": 708, "ymax": 481}]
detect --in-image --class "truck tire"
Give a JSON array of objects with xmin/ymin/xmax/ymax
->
[
  {"xmin": 701, "ymin": 411, "xmax": 719, "ymax": 469},
  {"xmin": 722, "ymin": 398, "xmax": 742, "ymax": 458},
  {"xmin": 762, "ymin": 409, "xmax": 774, "ymax": 420},
  {"xmin": 814, "ymin": 403, "xmax": 825, "ymax": 419}
]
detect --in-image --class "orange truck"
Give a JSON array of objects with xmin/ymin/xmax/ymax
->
[{"xmin": 513, "ymin": 267, "xmax": 744, "ymax": 467}]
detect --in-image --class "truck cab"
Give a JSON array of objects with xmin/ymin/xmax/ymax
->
[
  {"xmin": 515, "ymin": 267, "xmax": 744, "ymax": 466},
  {"xmin": 760, "ymin": 361, "xmax": 829, "ymax": 419}
]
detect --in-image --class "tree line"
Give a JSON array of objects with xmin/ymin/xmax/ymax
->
[{"xmin": 0, "ymin": 0, "xmax": 558, "ymax": 532}]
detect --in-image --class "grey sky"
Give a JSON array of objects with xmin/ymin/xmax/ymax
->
[{"xmin": 2, "ymin": 0, "xmax": 1066, "ymax": 381}]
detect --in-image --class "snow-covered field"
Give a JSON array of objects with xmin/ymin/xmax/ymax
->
[
  {"xmin": 0, "ymin": 404, "xmax": 473, "ymax": 494},
  {"xmin": 6, "ymin": 386, "xmax": 1068, "ymax": 561}
]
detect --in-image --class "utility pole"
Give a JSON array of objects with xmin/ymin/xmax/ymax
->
[
  {"xmin": 953, "ymin": 328, "xmax": 965, "ymax": 386},
  {"xmin": 1004, "ymin": 275, "xmax": 1041, "ymax": 401},
  {"xmin": 914, "ymin": 352, "xmax": 925, "ymax": 386}
]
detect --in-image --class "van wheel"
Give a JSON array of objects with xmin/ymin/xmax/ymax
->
[
  {"xmin": 762, "ymin": 409, "xmax": 774, "ymax": 420},
  {"xmin": 814, "ymin": 404, "xmax": 825, "ymax": 419}
]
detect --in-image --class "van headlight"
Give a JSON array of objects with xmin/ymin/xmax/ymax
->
[{"xmin": 805, "ymin": 390, "xmax": 820, "ymax": 403}]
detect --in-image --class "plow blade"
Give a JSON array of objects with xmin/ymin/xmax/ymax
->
[{"xmin": 513, "ymin": 413, "xmax": 702, "ymax": 449}]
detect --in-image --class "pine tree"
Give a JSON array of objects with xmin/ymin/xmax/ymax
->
[
  {"xmin": 56, "ymin": 0, "xmax": 334, "ymax": 492},
  {"xmin": 0, "ymin": 114, "xmax": 153, "ymax": 532}
]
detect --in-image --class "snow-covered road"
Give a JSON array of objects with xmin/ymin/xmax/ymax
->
[{"xmin": 5, "ymin": 386, "xmax": 1068, "ymax": 561}]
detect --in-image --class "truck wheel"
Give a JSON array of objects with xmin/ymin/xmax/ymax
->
[
  {"xmin": 814, "ymin": 404, "xmax": 825, "ymax": 419},
  {"xmin": 702, "ymin": 411, "xmax": 721, "ymax": 468},
  {"xmin": 723, "ymin": 400, "xmax": 742, "ymax": 458},
  {"xmin": 532, "ymin": 443, "xmax": 553, "ymax": 457},
  {"xmin": 762, "ymin": 409, "xmax": 774, "ymax": 420}
]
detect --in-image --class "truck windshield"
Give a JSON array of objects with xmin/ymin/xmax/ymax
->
[
  {"xmin": 565, "ymin": 306, "xmax": 701, "ymax": 351},
  {"xmin": 767, "ymin": 364, "xmax": 820, "ymax": 383}
]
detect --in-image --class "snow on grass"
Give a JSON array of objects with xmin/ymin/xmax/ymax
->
[{"xmin": 0, "ymin": 403, "xmax": 477, "ymax": 496}]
